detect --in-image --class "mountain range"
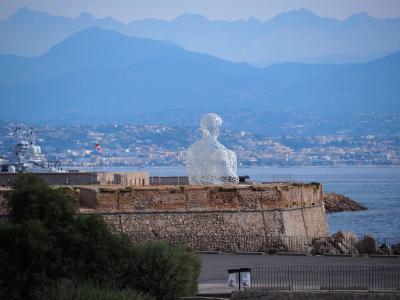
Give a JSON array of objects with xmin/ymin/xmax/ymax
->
[
  {"xmin": 0, "ymin": 27, "xmax": 399, "ymax": 133},
  {"xmin": 1, "ymin": 7, "xmax": 400, "ymax": 65}
]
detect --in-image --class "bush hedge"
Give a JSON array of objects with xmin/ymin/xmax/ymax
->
[
  {"xmin": 123, "ymin": 241, "xmax": 201, "ymax": 300},
  {"xmin": 0, "ymin": 174, "xmax": 201, "ymax": 300}
]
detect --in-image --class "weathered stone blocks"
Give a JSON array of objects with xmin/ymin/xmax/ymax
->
[{"xmin": 78, "ymin": 183, "xmax": 328, "ymax": 251}]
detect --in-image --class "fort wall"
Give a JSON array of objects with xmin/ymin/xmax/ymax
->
[
  {"xmin": 0, "ymin": 182, "xmax": 328, "ymax": 252},
  {"xmin": 79, "ymin": 183, "xmax": 328, "ymax": 247}
]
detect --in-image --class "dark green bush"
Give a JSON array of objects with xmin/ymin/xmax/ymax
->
[
  {"xmin": 0, "ymin": 220, "xmax": 55, "ymax": 299},
  {"xmin": 0, "ymin": 174, "xmax": 202, "ymax": 300},
  {"xmin": 123, "ymin": 241, "xmax": 201, "ymax": 300},
  {"xmin": 60, "ymin": 214, "xmax": 133, "ymax": 284},
  {"xmin": 8, "ymin": 174, "xmax": 76, "ymax": 226}
]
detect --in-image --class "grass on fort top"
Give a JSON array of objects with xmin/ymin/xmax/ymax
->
[{"xmin": 0, "ymin": 173, "xmax": 201, "ymax": 300}]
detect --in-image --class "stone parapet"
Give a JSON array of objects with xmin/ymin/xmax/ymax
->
[
  {"xmin": 78, "ymin": 183, "xmax": 327, "ymax": 239},
  {"xmin": 79, "ymin": 183, "xmax": 323, "ymax": 213}
]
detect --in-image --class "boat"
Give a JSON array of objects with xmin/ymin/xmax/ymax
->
[{"xmin": 1, "ymin": 126, "xmax": 65, "ymax": 173}]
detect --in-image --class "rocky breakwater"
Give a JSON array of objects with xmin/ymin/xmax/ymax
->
[
  {"xmin": 323, "ymin": 192, "xmax": 367, "ymax": 213},
  {"xmin": 311, "ymin": 231, "xmax": 400, "ymax": 255}
]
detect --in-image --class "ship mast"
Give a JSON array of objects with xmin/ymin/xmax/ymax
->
[
  {"xmin": 14, "ymin": 125, "xmax": 21, "ymax": 143},
  {"xmin": 30, "ymin": 126, "xmax": 35, "ymax": 146}
]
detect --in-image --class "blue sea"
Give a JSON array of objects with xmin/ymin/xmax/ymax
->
[{"xmin": 99, "ymin": 166, "xmax": 400, "ymax": 238}]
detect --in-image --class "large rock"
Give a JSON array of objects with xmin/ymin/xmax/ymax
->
[
  {"xmin": 377, "ymin": 243, "xmax": 392, "ymax": 255},
  {"xmin": 332, "ymin": 231, "xmax": 359, "ymax": 254},
  {"xmin": 312, "ymin": 232, "xmax": 361, "ymax": 255},
  {"xmin": 324, "ymin": 193, "xmax": 367, "ymax": 213},
  {"xmin": 311, "ymin": 238, "xmax": 340, "ymax": 255}
]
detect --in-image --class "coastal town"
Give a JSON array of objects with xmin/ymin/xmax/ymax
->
[
  {"xmin": 1, "ymin": 122, "xmax": 399, "ymax": 168},
  {"xmin": 1, "ymin": 1, "xmax": 400, "ymax": 298}
]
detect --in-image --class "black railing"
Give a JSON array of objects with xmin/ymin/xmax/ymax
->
[
  {"xmin": 125, "ymin": 232, "xmax": 400, "ymax": 255},
  {"xmin": 251, "ymin": 265, "xmax": 400, "ymax": 292}
]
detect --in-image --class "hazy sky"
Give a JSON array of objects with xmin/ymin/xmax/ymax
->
[{"xmin": 1, "ymin": 0, "xmax": 400, "ymax": 22}]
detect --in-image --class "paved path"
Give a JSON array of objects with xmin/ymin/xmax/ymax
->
[{"xmin": 198, "ymin": 254, "xmax": 400, "ymax": 294}]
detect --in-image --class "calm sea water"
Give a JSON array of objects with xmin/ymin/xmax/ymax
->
[{"xmin": 98, "ymin": 166, "xmax": 400, "ymax": 237}]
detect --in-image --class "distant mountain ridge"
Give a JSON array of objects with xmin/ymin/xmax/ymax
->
[
  {"xmin": 1, "ymin": 7, "xmax": 400, "ymax": 65},
  {"xmin": 0, "ymin": 28, "xmax": 399, "ymax": 128}
]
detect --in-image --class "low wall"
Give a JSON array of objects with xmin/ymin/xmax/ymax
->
[
  {"xmin": 79, "ymin": 183, "xmax": 328, "ymax": 250},
  {"xmin": 149, "ymin": 176, "xmax": 189, "ymax": 185},
  {"xmin": 0, "ymin": 172, "xmax": 99, "ymax": 186},
  {"xmin": 0, "ymin": 172, "xmax": 149, "ymax": 187},
  {"xmin": 149, "ymin": 176, "xmax": 250, "ymax": 185},
  {"xmin": 98, "ymin": 172, "xmax": 149, "ymax": 186}
]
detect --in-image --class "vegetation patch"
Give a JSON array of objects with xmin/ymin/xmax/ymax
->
[{"xmin": 0, "ymin": 174, "xmax": 201, "ymax": 300}]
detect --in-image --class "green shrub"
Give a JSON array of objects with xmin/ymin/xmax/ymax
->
[
  {"xmin": 0, "ymin": 174, "xmax": 202, "ymax": 300},
  {"xmin": 0, "ymin": 175, "xmax": 130, "ymax": 299},
  {"xmin": 59, "ymin": 214, "xmax": 133, "ymax": 284},
  {"xmin": 8, "ymin": 174, "xmax": 76, "ymax": 226},
  {"xmin": 0, "ymin": 220, "xmax": 55, "ymax": 299},
  {"xmin": 123, "ymin": 241, "xmax": 201, "ymax": 300}
]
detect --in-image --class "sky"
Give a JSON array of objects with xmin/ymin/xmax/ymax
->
[{"xmin": 1, "ymin": 0, "xmax": 400, "ymax": 22}]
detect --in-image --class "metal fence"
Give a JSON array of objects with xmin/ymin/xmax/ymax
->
[
  {"xmin": 251, "ymin": 265, "xmax": 400, "ymax": 292},
  {"xmin": 125, "ymin": 232, "xmax": 400, "ymax": 255},
  {"xmin": 272, "ymin": 174, "xmax": 292, "ymax": 182}
]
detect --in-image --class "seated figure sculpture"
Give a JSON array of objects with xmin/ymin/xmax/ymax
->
[{"xmin": 186, "ymin": 113, "xmax": 239, "ymax": 184}]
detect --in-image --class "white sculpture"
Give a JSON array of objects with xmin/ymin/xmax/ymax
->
[{"xmin": 186, "ymin": 113, "xmax": 239, "ymax": 184}]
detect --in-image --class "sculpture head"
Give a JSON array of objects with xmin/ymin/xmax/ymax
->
[{"xmin": 200, "ymin": 113, "xmax": 223, "ymax": 139}]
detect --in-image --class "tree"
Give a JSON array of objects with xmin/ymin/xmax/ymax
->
[
  {"xmin": 0, "ymin": 174, "xmax": 201, "ymax": 300},
  {"xmin": 123, "ymin": 241, "xmax": 202, "ymax": 300},
  {"xmin": 8, "ymin": 174, "xmax": 76, "ymax": 226}
]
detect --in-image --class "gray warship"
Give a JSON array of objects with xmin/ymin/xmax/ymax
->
[{"xmin": 1, "ymin": 126, "xmax": 64, "ymax": 173}]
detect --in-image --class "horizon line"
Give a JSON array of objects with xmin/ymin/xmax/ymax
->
[{"xmin": 2, "ymin": 5, "xmax": 399, "ymax": 24}]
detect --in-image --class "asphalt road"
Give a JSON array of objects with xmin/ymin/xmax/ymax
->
[{"xmin": 198, "ymin": 254, "xmax": 400, "ymax": 294}]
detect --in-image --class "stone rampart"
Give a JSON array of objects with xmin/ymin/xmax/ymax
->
[
  {"xmin": 79, "ymin": 183, "xmax": 323, "ymax": 213},
  {"xmin": 0, "ymin": 182, "xmax": 328, "ymax": 252},
  {"xmin": 79, "ymin": 183, "xmax": 328, "ymax": 251}
]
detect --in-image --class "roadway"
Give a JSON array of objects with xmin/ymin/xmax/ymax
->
[{"xmin": 198, "ymin": 253, "xmax": 400, "ymax": 294}]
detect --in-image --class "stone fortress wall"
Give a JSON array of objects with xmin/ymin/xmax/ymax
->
[
  {"xmin": 78, "ymin": 183, "xmax": 328, "ymax": 251},
  {"xmin": 0, "ymin": 181, "xmax": 328, "ymax": 252}
]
